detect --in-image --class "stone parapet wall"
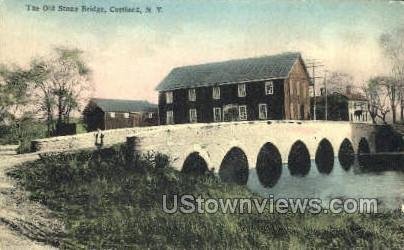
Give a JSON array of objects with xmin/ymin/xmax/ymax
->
[
  {"xmin": 127, "ymin": 120, "xmax": 378, "ymax": 171},
  {"xmin": 0, "ymin": 144, "xmax": 19, "ymax": 156},
  {"xmin": 31, "ymin": 126, "xmax": 160, "ymax": 153},
  {"xmin": 31, "ymin": 120, "xmax": 380, "ymax": 161}
]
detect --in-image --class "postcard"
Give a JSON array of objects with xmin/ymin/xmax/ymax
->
[{"xmin": 0, "ymin": 0, "xmax": 403, "ymax": 249}]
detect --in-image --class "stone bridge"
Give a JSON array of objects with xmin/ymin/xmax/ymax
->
[{"xmin": 127, "ymin": 120, "xmax": 379, "ymax": 187}]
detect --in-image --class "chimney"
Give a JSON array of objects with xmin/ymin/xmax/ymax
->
[
  {"xmin": 320, "ymin": 87, "xmax": 326, "ymax": 96},
  {"xmin": 346, "ymin": 85, "xmax": 352, "ymax": 95}
]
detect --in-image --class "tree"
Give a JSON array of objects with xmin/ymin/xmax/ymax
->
[
  {"xmin": 325, "ymin": 71, "xmax": 354, "ymax": 95},
  {"xmin": 363, "ymin": 77, "xmax": 391, "ymax": 124},
  {"xmin": 30, "ymin": 48, "xmax": 92, "ymax": 135},
  {"xmin": 0, "ymin": 65, "xmax": 33, "ymax": 125},
  {"xmin": 380, "ymin": 77, "xmax": 400, "ymax": 124},
  {"xmin": 379, "ymin": 28, "xmax": 404, "ymax": 123},
  {"xmin": 29, "ymin": 61, "xmax": 56, "ymax": 135},
  {"xmin": 0, "ymin": 66, "xmax": 40, "ymax": 147}
]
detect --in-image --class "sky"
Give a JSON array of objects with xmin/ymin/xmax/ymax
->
[{"xmin": 1, "ymin": 0, "xmax": 404, "ymax": 103}]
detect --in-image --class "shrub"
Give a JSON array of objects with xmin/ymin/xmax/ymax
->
[{"xmin": 0, "ymin": 121, "xmax": 47, "ymax": 153}]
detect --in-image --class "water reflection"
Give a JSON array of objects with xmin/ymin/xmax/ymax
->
[
  {"xmin": 358, "ymin": 138, "xmax": 370, "ymax": 166},
  {"xmin": 288, "ymin": 140, "xmax": 311, "ymax": 176},
  {"xmin": 248, "ymin": 157, "xmax": 404, "ymax": 210},
  {"xmin": 219, "ymin": 147, "xmax": 249, "ymax": 185},
  {"xmin": 358, "ymin": 154, "xmax": 404, "ymax": 171},
  {"xmin": 256, "ymin": 142, "xmax": 282, "ymax": 188},
  {"xmin": 315, "ymin": 139, "xmax": 334, "ymax": 174},
  {"xmin": 338, "ymin": 139, "xmax": 355, "ymax": 171}
]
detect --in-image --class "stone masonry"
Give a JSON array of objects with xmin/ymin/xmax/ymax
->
[{"xmin": 127, "ymin": 120, "xmax": 378, "ymax": 172}]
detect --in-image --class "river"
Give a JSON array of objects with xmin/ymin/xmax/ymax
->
[{"xmin": 247, "ymin": 158, "xmax": 404, "ymax": 211}]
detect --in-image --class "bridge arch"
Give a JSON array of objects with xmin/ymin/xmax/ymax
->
[
  {"xmin": 208, "ymin": 140, "xmax": 254, "ymax": 172},
  {"xmin": 358, "ymin": 137, "xmax": 370, "ymax": 155},
  {"xmin": 315, "ymin": 138, "xmax": 334, "ymax": 174},
  {"xmin": 182, "ymin": 152, "xmax": 209, "ymax": 175},
  {"xmin": 256, "ymin": 142, "xmax": 282, "ymax": 188},
  {"xmin": 219, "ymin": 147, "xmax": 249, "ymax": 185},
  {"xmin": 338, "ymin": 138, "xmax": 355, "ymax": 171},
  {"xmin": 288, "ymin": 140, "xmax": 311, "ymax": 176},
  {"xmin": 178, "ymin": 145, "xmax": 211, "ymax": 172}
]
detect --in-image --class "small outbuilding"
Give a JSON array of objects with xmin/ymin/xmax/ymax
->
[
  {"xmin": 311, "ymin": 86, "xmax": 370, "ymax": 123},
  {"xmin": 82, "ymin": 98, "xmax": 158, "ymax": 131}
]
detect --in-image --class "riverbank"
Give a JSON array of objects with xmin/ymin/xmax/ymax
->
[
  {"xmin": 6, "ymin": 145, "xmax": 404, "ymax": 248},
  {"xmin": 359, "ymin": 152, "xmax": 404, "ymax": 171}
]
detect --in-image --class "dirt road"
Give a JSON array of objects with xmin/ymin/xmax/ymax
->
[{"xmin": 0, "ymin": 153, "xmax": 61, "ymax": 249}]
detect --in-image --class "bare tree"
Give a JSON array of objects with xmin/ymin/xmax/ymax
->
[
  {"xmin": 379, "ymin": 28, "xmax": 404, "ymax": 123},
  {"xmin": 381, "ymin": 77, "xmax": 400, "ymax": 124},
  {"xmin": 363, "ymin": 76, "xmax": 391, "ymax": 124},
  {"xmin": 325, "ymin": 71, "xmax": 354, "ymax": 95}
]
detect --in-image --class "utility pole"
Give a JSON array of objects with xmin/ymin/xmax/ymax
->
[
  {"xmin": 324, "ymin": 71, "xmax": 328, "ymax": 120},
  {"xmin": 313, "ymin": 65, "xmax": 316, "ymax": 120},
  {"xmin": 306, "ymin": 59, "xmax": 324, "ymax": 121}
]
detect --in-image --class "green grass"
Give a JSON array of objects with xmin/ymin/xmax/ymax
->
[{"xmin": 8, "ymin": 145, "xmax": 404, "ymax": 249}]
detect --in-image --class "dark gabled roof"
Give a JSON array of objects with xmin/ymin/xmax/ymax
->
[
  {"xmin": 313, "ymin": 92, "xmax": 368, "ymax": 102},
  {"xmin": 91, "ymin": 98, "xmax": 157, "ymax": 113},
  {"xmin": 156, "ymin": 52, "xmax": 302, "ymax": 91},
  {"xmin": 343, "ymin": 93, "xmax": 367, "ymax": 101}
]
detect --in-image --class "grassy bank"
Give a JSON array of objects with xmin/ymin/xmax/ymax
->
[{"xmin": 8, "ymin": 145, "xmax": 404, "ymax": 249}]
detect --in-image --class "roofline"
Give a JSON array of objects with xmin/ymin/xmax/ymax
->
[
  {"xmin": 299, "ymin": 55, "xmax": 311, "ymax": 83},
  {"xmin": 90, "ymin": 97, "xmax": 155, "ymax": 103},
  {"xmin": 88, "ymin": 98, "xmax": 158, "ymax": 113},
  {"xmin": 167, "ymin": 52, "xmax": 300, "ymax": 71},
  {"xmin": 155, "ymin": 52, "xmax": 303, "ymax": 92},
  {"xmin": 285, "ymin": 55, "xmax": 310, "ymax": 82},
  {"xmin": 156, "ymin": 76, "xmax": 286, "ymax": 92},
  {"xmin": 285, "ymin": 57, "xmax": 299, "ymax": 80},
  {"xmin": 312, "ymin": 92, "xmax": 368, "ymax": 101},
  {"xmin": 100, "ymin": 110, "xmax": 156, "ymax": 113}
]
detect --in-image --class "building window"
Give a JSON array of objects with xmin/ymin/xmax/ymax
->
[
  {"xmin": 213, "ymin": 107, "xmax": 222, "ymax": 122},
  {"xmin": 188, "ymin": 88, "xmax": 196, "ymax": 101},
  {"xmin": 189, "ymin": 109, "xmax": 197, "ymax": 123},
  {"xmin": 109, "ymin": 112, "xmax": 115, "ymax": 118},
  {"xmin": 258, "ymin": 104, "xmax": 268, "ymax": 120},
  {"xmin": 265, "ymin": 81, "xmax": 274, "ymax": 95},
  {"xmin": 239, "ymin": 105, "xmax": 247, "ymax": 120},
  {"xmin": 124, "ymin": 113, "xmax": 129, "ymax": 119},
  {"xmin": 148, "ymin": 112, "xmax": 153, "ymax": 119},
  {"xmin": 238, "ymin": 83, "xmax": 246, "ymax": 97},
  {"xmin": 166, "ymin": 111, "xmax": 174, "ymax": 124},
  {"xmin": 213, "ymin": 86, "xmax": 220, "ymax": 100},
  {"xmin": 166, "ymin": 91, "xmax": 173, "ymax": 104}
]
